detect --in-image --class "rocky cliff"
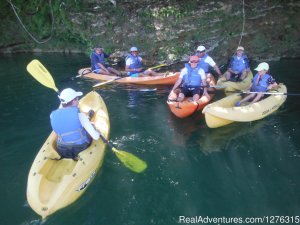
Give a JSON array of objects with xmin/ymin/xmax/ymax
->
[{"xmin": 1, "ymin": 0, "xmax": 299, "ymax": 66}]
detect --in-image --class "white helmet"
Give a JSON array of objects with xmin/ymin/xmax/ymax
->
[
  {"xmin": 130, "ymin": 46, "xmax": 138, "ymax": 52},
  {"xmin": 58, "ymin": 88, "xmax": 83, "ymax": 104},
  {"xmin": 196, "ymin": 45, "xmax": 206, "ymax": 52},
  {"xmin": 254, "ymin": 62, "xmax": 269, "ymax": 71}
]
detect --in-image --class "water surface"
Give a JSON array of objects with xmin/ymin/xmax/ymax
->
[{"xmin": 0, "ymin": 54, "xmax": 299, "ymax": 225}]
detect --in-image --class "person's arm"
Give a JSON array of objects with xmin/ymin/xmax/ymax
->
[
  {"xmin": 78, "ymin": 113, "xmax": 100, "ymax": 140},
  {"xmin": 267, "ymin": 76, "xmax": 278, "ymax": 90},
  {"xmin": 213, "ymin": 64, "xmax": 222, "ymax": 77},
  {"xmin": 199, "ymin": 68, "xmax": 208, "ymax": 96},
  {"xmin": 207, "ymin": 56, "xmax": 222, "ymax": 77},
  {"xmin": 171, "ymin": 78, "xmax": 183, "ymax": 93},
  {"xmin": 171, "ymin": 68, "xmax": 185, "ymax": 92}
]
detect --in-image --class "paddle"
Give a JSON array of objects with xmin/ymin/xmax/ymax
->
[
  {"xmin": 92, "ymin": 63, "xmax": 171, "ymax": 88},
  {"xmin": 227, "ymin": 90, "xmax": 300, "ymax": 96},
  {"xmin": 93, "ymin": 77, "xmax": 123, "ymax": 88},
  {"xmin": 26, "ymin": 59, "xmax": 147, "ymax": 173}
]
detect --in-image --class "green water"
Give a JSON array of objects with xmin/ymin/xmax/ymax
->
[{"xmin": 0, "ymin": 54, "xmax": 300, "ymax": 225}]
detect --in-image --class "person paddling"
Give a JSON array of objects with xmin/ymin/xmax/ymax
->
[
  {"xmin": 195, "ymin": 45, "xmax": 222, "ymax": 83},
  {"xmin": 224, "ymin": 46, "xmax": 250, "ymax": 81},
  {"xmin": 169, "ymin": 55, "xmax": 209, "ymax": 102},
  {"xmin": 125, "ymin": 47, "xmax": 162, "ymax": 77},
  {"xmin": 235, "ymin": 62, "xmax": 278, "ymax": 106},
  {"xmin": 91, "ymin": 47, "xmax": 122, "ymax": 76},
  {"xmin": 50, "ymin": 88, "xmax": 100, "ymax": 160}
]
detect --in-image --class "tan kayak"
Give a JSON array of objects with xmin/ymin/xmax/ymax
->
[
  {"xmin": 26, "ymin": 91, "xmax": 110, "ymax": 218},
  {"xmin": 202, "ymin": 83, "xmax": 287, "ymax": 128},
  {"xmin": 78, "ymin": 68, "xmax": 179, "ymax": 85},
  {"xmin": 216, "ymin": 71, "xmax": 253, "ymax": 93}
]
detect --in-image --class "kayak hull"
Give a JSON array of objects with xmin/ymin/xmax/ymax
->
[
  {"xmin": 78, "ymin": 68, "xmax": 179, "ymax": 85},
  {"xmin": 27, "ymin": 91, "xmax": 110, "ymax": 218},
  {"xmin": 167, "ymin": 94, "xmax": 213, "ymax": 118},
  {"xmin": 216, "ymin": 71, "xmax": 253, "ymax": 93},
  {"xmin": 167, "ymin": 77, "xmax": 215, "ymax": 118},
  {"xmin": 202, "ymin": 84, "xmax": 287, "ymax": 128}
]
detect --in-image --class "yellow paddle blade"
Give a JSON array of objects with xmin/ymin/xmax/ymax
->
[
  {"xmin": 112, "ymin": 147, "xmax": 147, "ymax": 173},
  {"xmin": 26, "ymin": 59, "xmax": 58, "ymax": 92}
]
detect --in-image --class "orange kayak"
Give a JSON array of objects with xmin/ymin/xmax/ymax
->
[
  {"xmin": 167, "ymin": 76, "xmax": 216, "ymax": 118},
  {"xmin": 167, "ymin": 94, "xmax": 214, "ymax": 118},
  {"xmin": 78, "ymin": 68, "xmax": 179, "ymax": 85}
]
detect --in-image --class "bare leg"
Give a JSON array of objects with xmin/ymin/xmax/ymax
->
[
  {"xmin": 251, "ymin": 92, "xmax": 264, "ymax": 103},
  {"xmin": 177, "ymin": 93, "xmax": 185, "ymax": 102},
  {"xmin": 108, "ymin": 67, "xmax": 122, "ymax": 76},
  {"xmin": 144, "ymin": 69, "xmax": 163, "ymax": 76},
  {"xmin": 97, "ymin": 69, "xmax": 111, "ymax": 75},
  {"xmin": 224, "ymin": 71, "xmax": 232, "ymax": 80},
  {"xmin": 193, "ymin": 94, "xmax": 200, "ymax": 101},
  {"xmin": 239, "ymin": 93, "xmax": 256, "ymax": 104},
  {"xmin": 239, "ymin": 71, "xmax": 248, "ymax": 81},
  {"xmin": 206, "ymin": 73, "xmax": 216, "ymax": 91}
]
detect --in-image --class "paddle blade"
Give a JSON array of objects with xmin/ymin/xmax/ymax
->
[
  {"xmin": 26, "ymin": 59, "xmax": 58, "ymax": 92},
  {"xmin": 112, "ymin": 147, "xmax": 147, "ymax": 173}
]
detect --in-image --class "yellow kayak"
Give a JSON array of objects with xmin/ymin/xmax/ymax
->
[
  {"xmin": 216, "ymin": 71, "xmax": 253, "ymax": 93},
  {"xmin": 202, "ymin": 84, "xmax": 287, "ymax": 128},
  {"xmin": 26, "ymin": 91, "xmax": 110, "ymax": 218}
]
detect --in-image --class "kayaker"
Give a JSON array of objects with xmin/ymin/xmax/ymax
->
[
  {"xmin": 91, "ymin": 47, "xmax": 122, "ymax": 76},
  {"xmin": 224, "ymin": 46, "xmax": 250, "ymax": 81},
  {"xmin": 195, "ymin": 45, "xmax": 222, "ymax": 84},
  {"xmin": 169, "ymin": 55, "xmax": 209, "ymax": 102},
  {"xmin": 125, "ymin": 46, "xmax": 162, "ymax": 77},
  {"xmin": 235, "ymin": 62, "xmax": 278, "ymax": 106},
  {"xmin": 50, "ymin": 88, "xmax": 100, "ymax": 160}
]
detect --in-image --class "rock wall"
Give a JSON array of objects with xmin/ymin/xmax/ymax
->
[{"xmin": 1, "ymin": 0, "xmax": 299, "ymax": 66}]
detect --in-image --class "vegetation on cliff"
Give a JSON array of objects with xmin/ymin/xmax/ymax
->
[{"xmin": 1, "ymin": 0, "xmax": 299, "ymax": 65}]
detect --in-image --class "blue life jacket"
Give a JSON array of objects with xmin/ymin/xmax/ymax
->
[
  {"xmin": 230, "ymin": 54, "xmax": 249, "ymax": 73},
  {"xmin": 90, "ymin": 52, "xmax": 106, "ymax": 70},
  {"xmin": 125, "ymin": 54, "xmax": 142, "ymax": 75},
  {"xmin": 50, "ymin": 107, "xmax": 90, "ymax": 145},
  {"xmin": 182, "ymin": 63, "xmax": 202, "ymax": 87},
  {"xmin": 251, "ymin": 73, "xmax": 272, "ymax": 92},
  {"xmin": 197, "ymin": 53, "xmax": 209, "ymax": 73}
]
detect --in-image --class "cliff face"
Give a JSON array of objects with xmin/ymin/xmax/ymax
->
[{"xmin": 1, "ymin": 0, "xmax": 299, "ymax": 65}]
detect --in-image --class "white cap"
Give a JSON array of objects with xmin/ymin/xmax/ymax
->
[
  {"xmin": 254, "ymin": 62, "xmax": 269, "ymax": 71},
  {"xmin": 58, "ymin": 88, "xmax": 83, "ymax": 104},
  {"xmin": 130, "ymin": 46, "xmax": 138, "ymax": 52},
  {"xmin": 237, "ymin": 46, "xmax": 244, "ymax": 51},
  {"xmin": 196, "ymin": 45, "xmax": 206, "ymax": 52}
]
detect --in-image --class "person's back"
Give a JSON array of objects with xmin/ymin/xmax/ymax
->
[{"xmin": 50, "ymin": 88, "xmax": 99, "ymax": 160}]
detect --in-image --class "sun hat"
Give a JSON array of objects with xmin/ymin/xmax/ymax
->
[
  {"xmin": 254, "ymin": 62, "xmax": 269, "ymax": 71},
  {"xmin": 130, "ymin": 46, "xmax": 138, "ymax": 52},
  {"xmin": 236, "ymin": 46, "xmax": 244, "ymax": 51},
  {"xmin": 189, "ymin": 55, "xmax": 199, "ymax": 62},
  {"xmin": 58, "ymin": 88, "xmax": 83, "ymax": 104},
  {"xmin": 196, "ymin": 45, "xmax": 206, "ymax": 52}
]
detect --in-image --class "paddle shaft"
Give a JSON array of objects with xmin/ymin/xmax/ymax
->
[
  {"xmin": 93, "ymin": 77, "xmax": 123, "ymax": 88},
  {"xmin": 228, "ymin": 90, "xmax": 299, "ymax": 96}
]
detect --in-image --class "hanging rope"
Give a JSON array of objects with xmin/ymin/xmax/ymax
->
[
  {"xmin": 7, "ymin": 0, "xmax": 54, "ymax": 44},
  {"xmin": 237, "ymin": 0, "xmax": 245, "ymax": 47}
]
